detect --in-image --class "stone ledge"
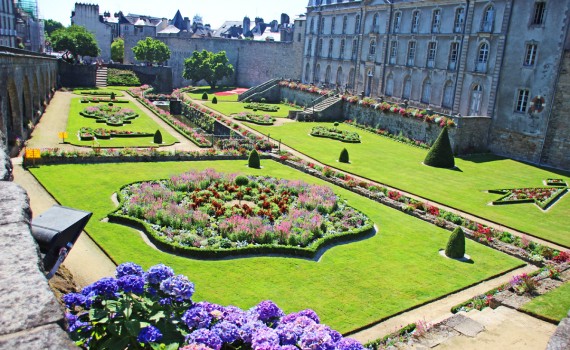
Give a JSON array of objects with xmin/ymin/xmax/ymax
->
[
  {"xmin": 0, "ymin": 182, "xmax": 31, "ymax": 225},
  {"xmin": 0, "ymin": 323, "xmax": 76, "ymax": 349}
]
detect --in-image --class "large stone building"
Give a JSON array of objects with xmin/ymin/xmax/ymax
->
[
  {"xmin": 302, "ymin": 0, "xmax": 570, "ymax": 169},
  {"xmin": 0, "ymin": 0, "xmax": 17, "ymax": 47}
]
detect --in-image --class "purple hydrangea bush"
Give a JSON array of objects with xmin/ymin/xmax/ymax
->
[{"xmin": 64, "ymin": 262, "xmax": 364, "ymax": 350}]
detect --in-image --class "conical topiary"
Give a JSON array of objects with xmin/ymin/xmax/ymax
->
[
  {"xmin": 445, "ymin": 226, "xmax": 465, "ymax": 259},
  {"xmin": 248, "ymin": 149, "xmax": 260, "ymax": 168},
  {"xmin": 212, "ymin": 96, "xmax": 218, "ymax": 104},
  {"xmin": 339, "ymin": 148, "xmax": 349, "ymax": 163},
  {"xmin": 153, "ymin": 130, "xmax": 163, "ymax": 144},
  {"xmin": 424, "ymin": 126, "xmax": 455, "ymax": 168},
  {"xmin": 202, "ymin": 92, "xmax": 208, "ymax": 100}
]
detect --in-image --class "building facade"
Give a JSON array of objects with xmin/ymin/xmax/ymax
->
[
  {"xmin": 302, "ymin": 0, "xmax": 570, "ymax": 167},
  {"xmin": 0, "ymin": 0, "xmax": 17, "ymax": 47}
]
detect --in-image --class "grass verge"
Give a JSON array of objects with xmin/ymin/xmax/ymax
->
[{"xmin": 520, "ymin": 281, "xmax": 570, "ymax": 323}]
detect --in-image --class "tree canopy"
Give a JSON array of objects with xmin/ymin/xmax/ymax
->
[
  {"xmin": 50, "ymin": 25, "xmax": 100, "ymax": 63},
  {"xmin": 111, "ymin": 38, "xmax": 124, "ymax": 63},
  {"xmin": 182, "ymin": 50, "xmax": 234, "ymax": 89},
  {"xmin": 132, "ymin": 37, "xmax": 171, "ymax": 65},
  {"xmin": 44, "ymin": 19, "xmax": 63, "ymax": 39}
]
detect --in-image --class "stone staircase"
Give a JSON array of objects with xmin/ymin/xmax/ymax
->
[
  {"xmin": 297, "ymin": 95, "xmax": 342, "ymax": 121},
  {"xmin": 95, "ymin": 67, "xmax": 108, "ymax": 88},
  {"xmin": 238, "ymin": 78, "xmax": 280, "ymax": 102}
]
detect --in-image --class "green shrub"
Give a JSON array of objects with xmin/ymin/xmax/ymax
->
[
  {"xmin": 202, "ymin": 92, "xmax": 208, "ymax": 100},
  {"xmin": 212, "ymin": 96, "xmax": 218, "ymax": 104},
  {"xmin": 248, "ymin": 149, "xmax": 260, "ymax": 168},
  {"xmin": 234, "ymin": 175, "xmax": 249, "ymax": 187},
  {"xmin": 153, "ymin": 130, "xmax": 163, "ymax": 144},
  {"xmin": 445, "ymin": 226, "xmax": 466, "ymax": 259},
  {"xmin": 339, "ymin": 148, "xmax": 349, "ymax": 163},
  {"xmin": 108, "ymin": 102, "xmax": 113, "ymax": 106},
  {"xmin": 424, "ymin": 126, "xmax": 455, "ymax": 168},
  {"xmin": 107, "ymin": 68, "xmax": 141, "ymax": 86},
  {"xmin": 110, "ymin": 92, "xmax": 116, "ymax": 100}
]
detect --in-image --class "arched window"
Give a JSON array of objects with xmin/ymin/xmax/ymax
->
[
  {"xmin": 476, "ymin": 42, "xmax": 489, "ymax": 72},
  {"xmin": 315, "ymin": 64, "xmax": 321, "ymax": 83},
  {"xmin": 355, "ymin": 14, "xmax": 361, "ymax": 33},
  {"xmin": 328, "ymin": 39, "xmax": 334, "ymax": 57},
  {"xmin": 372, "ymin": 13, "xmax": 379, "ymax": 32},
  {"xmin": 369, "ymin": 39, "xmax": 376, "ymax": 55},
  {"xmin": 307, "ymin": 39, "xmax": 312, "ymax": 56},
  {"xmin": 325, "ymin": 65, "xmax": 332, "ymax": 84},
  {"xmin": 318, "ymin": 38, "xmax": 324, "ymax": 56},
  {"xmin": 310, "ymin": 18, "xmax": 315, "ymax": 34},
  {"xmin": 454, "ymin": 7, "xmax": 465, "ymax": 33},
  {"xmin": 385, "ymin": 74, "xmax": 394, "ymax": 96},
  {"xmin": 305, "ymin": 63, "xmax": 311, "ymax": 82},
  {"xmin": 481, "ymin": 5, "xmax": 494, "ymax": 32},
  {"xmin": 331, "ymin": 17, "xmax": 336, "ymax": 33},
  {"xmin": 348, "ymin": 68, "xmax": 355, "ymax": 87},
  {"xmin": 470, "ymin": 85, "xmax": 483, "ymax": 115},
  {"xmin": 336, "ymin": 67, "xmax": 343, "ymax": 86},
  {"xmin": 340, "ymin": 39, "xmax": 345, "ymax": 59},
  {"xmin": 411, "ymin": 10, "xmax": 420, "ymax": 33},
  {"xmin": 402, "ymin": 76, "xmax": 412, "ymax": 100},
  {"xmin": 342, "ymin": 16, "xmax": 348, "ymax": 34},
  {"xmin": 352, "ymin": 38, "xmax": 358, "ymax": 59},
  {"xmin": 421, "ymin": 78, "xmax": 431, "ymax": 104},
  {"xmin": 442, "ymin": 81, "xmax": 454, "ymax": 108},
  {"xmin": 320, "ymin": 17, "xmax": 326, "ymax": 34},
  {"xmin": 393, "ymin": 11, "xmax": 402, "ymax": 33}
]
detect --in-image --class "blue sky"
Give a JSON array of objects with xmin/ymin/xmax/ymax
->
[{"xmin": 38, "ymin": 0, "xmax": 309, "ymax": 28}]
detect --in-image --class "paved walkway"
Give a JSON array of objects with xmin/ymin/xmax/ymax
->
[{"xmin": 11, "ymin": 91, "xmax": 559, "ymax": 348}]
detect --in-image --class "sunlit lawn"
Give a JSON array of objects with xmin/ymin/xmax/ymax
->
[
  {"xmin": 245, "ymin": 122, "xmax": 570, "ymax": 247},
  {"xmin": 30, "ymin": 160, "xmax": 523, "ymax": 333},
  {"xmin": 65, "ymin": 97, "xmax": 178, "ymax": 147},
  {"xmin": 205, "ymin": 100, "xmax": 301, "ymax": 119},
  {"xmin": 185, "ymin": 86, "xmax": 241, "ymax": 102},
  {"xmin": 520, "ymin": 281, "xmax": 570, "ymax": 323}
]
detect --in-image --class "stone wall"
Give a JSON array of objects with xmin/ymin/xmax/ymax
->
[
  {"xmin": 0, "ymin": 132, "xmax": 76, "ymax": 349},
  {"xmin": 58, "ymin": 61, "xmax": 97, "ymax": 87},
  {"xmin": 547, "ymin": 310, "xmax": 570, "ymax": 350},
  {"xmin": 107, "ymin": 64, "xmax": 173, "ymax": 93}
]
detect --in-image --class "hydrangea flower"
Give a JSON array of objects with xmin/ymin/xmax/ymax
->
[
  {"xmin": 180, "ymin": 344, "xmax": 215, "ymax": 350},
  {"xmin": 251, "ymin": 327, "xmax": 280, "ymax": 349},
  {"xmin": 160, "ymin": 275, "xmax": 195, "ymax": 302},
  {"xmin": 65, "ymin": 313, "xmax": 92, "ymax": 333},
  {"xmin": 276, "ymin": 316, "xmax": 316, "ymax": 345},
  {"xmin": 62, "ymin": 293, "xmax": 87, "ymax": 309},
  {"xmin": 115, "ymin": 262, "xmax": 145, "ymax": 278},
  {"xmin": 117, "ymin": 275, "xmax": 145, "ymax": 294},
  {"xmin": 83, "ymin": 277, "xmax": 119, "ymax": 299},
  {"xmin": 211, "ymin": 321, "xmax": 240, "ymax": 343},
  {"xmin": 137, "ymin": 325, "xmax": 162, "ymax": 344},
  {"xmin": 253, "ymin": 300, "xmax": 284, "ymax": 323},
  {"xmin": 238, "ymin": 320, "xmax": 267, "ymax": 343},
  {"xmin": 186, "ymin": 329, "xmax": 223, "ymax": 350},
  {"xmin": 297, "ymin": 309, "xmax": 320, "ymax": 324},
  {"xmin": 182, "ymin": 306, "xmax": 213, "ymax": 330},
  {"xmin": 335, "ymin": 338, "xmax": 365, "ymax": 350},
  {"xmin": 222, "ymin": 305, "xmax": 248, "ymax": 326},
  {"xmin": 299, "ymin": 324, "xmax": 336, "ymax": 350},
  {"xmin": 146, "ymin": 264, "xmax": 174, "ymax": 285}
]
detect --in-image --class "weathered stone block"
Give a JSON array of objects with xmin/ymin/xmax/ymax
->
[
  {"xmin": 0, "ymin": 182, "xmax": 31, "ymax": 225},
  {"xmin": 0, "ymin": 324, "xmax": 76, "ymax": 349}
]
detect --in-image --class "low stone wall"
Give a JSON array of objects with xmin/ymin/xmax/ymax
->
[
  {"xmin": 58, "ymin": 61, "xmax": 97, "ymax": 87},
  {"xmin": 107, "ymin": 64, "xmax": 173, "ymax": 93},
  {"xmin": 547, "ymin": 310, "xmax": 570, "ymax": 349},
  {"xmin": 0, "ymin": 132, "xmax": 76, "ymax": 348}
]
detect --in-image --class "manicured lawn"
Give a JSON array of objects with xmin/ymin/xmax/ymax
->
[
  {"xmin": 245, "ymin": 122, "xmax": 570, "ymax": 248},
  {"xmin": 185, "ymin": 86, "xmax": 241, "ymax": 102},
  {"xmin": 30, "ymin": 160, "xmax": 523, "ymax": 333},
  {"xmin": 520, "ymin": 281, "xmax": 570, "ymax": 323},
  {"xmin": 65, "ymin": 97, "xmax": 178, "ymax": 147},
  {"xmin": 205, "ymin": 101, "xmax": 301, "ymax": 118}
]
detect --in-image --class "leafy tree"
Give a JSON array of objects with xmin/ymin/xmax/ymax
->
[
  {"xmin": 182, "ymin": 50, "xmax": 234, "ymax": 89},
  {"xmin": 44, "ymin": 19, "xmax": 63, "ymax": 39},
  {"xmin": 111, "ymin": 38, "xmax": 124, "ymax": 63},
  {"xmin": 132, "ymin": 37, "xmax": 171, "ymax": 65},
  {"xmin": 50, "ymin": 25, "xmax": 100, "ymax": 63}
]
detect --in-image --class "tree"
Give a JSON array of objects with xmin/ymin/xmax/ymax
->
[
  {"xmin": 132, "ymin": 37, "xmax": 171, "ymax": 65},
  {"xmin": 445, "ymin": 227, "xmax": 466, "ymax": 259},
  {"xmin": 182, "ymin": 50, "xmax": 234, "ymax": 89},
  {"xmin": 339, "ymin": 148, "xmax": 349, "ymax": 163},
  {"xmin": 50, "ymin": 25, "xmax": 100, "ymax": 63},
  {"xmin": 44, "ymin": 19, "xmax": 63, "ymax": 39},
  {"xmin": 248, "ymin": 149, "xmax": 260, "ymax": 169},
  {"xmin": 424, "ymin": 126, "xmax": 455, "ymax": 168},
  {"xmin": 111, "ymin": 38, "xmax": 124, "ymax": 63}
]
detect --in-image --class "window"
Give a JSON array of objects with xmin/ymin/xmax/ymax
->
[
  {"xmin": 331, "ymin": 17, "xmax": 336, "ymax": 34},
  {"xmin": 305, "ymin": 63, "xmax": 311, "ymax": 81},
  {"xmin": 449, "ymin": 42, "xmax": 459, "ymax": 70},
  {"xmin": 427, "ymin": 42, "xmax": 437, "ymax": 68},
  {"xmin": 524, "ymin": 43, "xmax": 538, "ymax": 66},
  {"xmin": 432, "ymin": 9, "xmax": 441, "ymax": 33},
  {"xmin": 320, "ymin": 17, "xmax": 326, "ymax": 34},
  {"xmin": 515, "ymin": 89, "xmax": 530, "ymax": 113},
  {"xmin": 389, "ymin": 40, "xmax": 398, "ymax": 64},
  {"xmin": 342, "ymin": 16, "xmax": 348, "ymax": 34},
  {"xmin": 476, "ymin": 43, "xmax": 489, "ymax": 72},
  {"xmin": 328, "ymin": 39, "xmax": 334, "ymax": 58},
  {"xmin": 454, "ymin": 7, "xmax": 465, "ymax": 33},
  {"xmin": 403, "ymin": 76, "xmax": 412, "ymax": 99},
  {"xmin": 421, "ymin": 79, "xmax": 431, "ymax": 104},
  {"xmin": 336, "ymin": 67, "xmax": 343, "ymax": 85},
  {"xmin": 325, "ymin": 65, "xmax": 332, "ymax": 84},
  {"xmin": 352, "ymin": 38, "xmax": 358, "ymax": 59},
  {"xmin": 369, "ymin": 39, "xmax": 376, "ymax": 55},
  {"xmin": 470, "ymin": 85, "xmax": 483, "ymax": 115},
  {"xmin": 340, "ymin": 39, "xmax": 345, "ymax": 58},
  {"xmin": 393, "ymin": 12, "xmax": 401, "ymax": 33},
  {"xmin": 348, "ymin": 68, "xmax": 355, "ymax": 87},
  {"xmin": 372, "ymin": 13, "xmax": 379, "ymax": 32},
  {"xmin": 532, "ymin": 2, "xmax": 546, "ymax": 25},
  {"xmin": 310, "ymin": 18, "xmax": 315, "ymax": 34},
  {"xmin": 307, "ymin": 39, "xmax": 312, "ymax": 56},
  {"xmin": 318, "ymin": 38, "xmax": 323, "ymax": 56},
  {"xmin": 411, "ymin": 10, "xmax": 420, "ymax": 33},
  {"xmin": 355, "ymin": 14, "xmax": 361, "ymax": 33},
  {"xmin": 385, "ymin": 74, "xmax": 394, "ymax": 96},
  {"xmin": 443, "ymin": 81, "xmax": 454, "ymax": 108},
  {"xmin": 315, "ymin": 64, "xmax": 321, "ymax": 82},
  {"xmin": 407, "ymin": 41, "xmax": 416, "ymax": 66},
  {"xmin": 481, "ymin": 6, "xmax": 494, "ymax": 32}
]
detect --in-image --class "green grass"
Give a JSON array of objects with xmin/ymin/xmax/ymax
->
[
  {"xmin": 520, "ymin": 281, "xmax": 570, "ymax": 323},
  {"xmin": 185, "ymin": 87, "xmax": 241, "ymax": 102},
  {"xmin": 72, "ymin": 86, "xmax": 134, "ymax": 94},
  {"xmin": 66, "ymin": 97, "xmax": 178, "ymax": 148},
  {"xmin": 244, "ymin": 122, "xmax": 570, "ymax": 247},
  {"xmin": 30, "ymin": 160, "xmax": 523, "ymax": 333},
  {"xmin": 205, "ymin": 101, "xmax": 300, "ymax": 119}
]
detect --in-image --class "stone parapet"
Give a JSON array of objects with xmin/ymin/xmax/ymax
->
[{"xmin": 547, "ymin": 310, "xmax": 570, "ymax": 350}]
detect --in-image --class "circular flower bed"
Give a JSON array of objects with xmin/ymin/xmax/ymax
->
[
  {"xmin": 232, "ymin": 112, "xmax": 275, "ymax": 125},
  {"xmin": 310, "ymin": 126, "xmax": 361, "ymax": 143},
  {"xmin": 80, "ymin": 105, "xmax": 139, "ymax": 126},
  {"xmin": 110, "ymin": 169, "xmax": 373, "ymax": 257}
]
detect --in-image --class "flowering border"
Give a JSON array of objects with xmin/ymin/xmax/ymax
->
[
  {"xmin": 310, "ymin": 126, "xmax": 361, "ymax": 143},
  {"xmin": 345, "ymin": 120, "xmax": 431, "ymax": 149},
  {"xmin": 489, "ymin": 186, "xmax": 568, "ymax": 210}
]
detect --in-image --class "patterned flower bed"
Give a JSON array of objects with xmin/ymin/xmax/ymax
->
[
  {"xmin": 80, "ymin": 105, "xmax": 139, "ymax": 126},
  {"xmin": 310, "ymin": 126, "xmax": 361, "ymax": 143},
  {"xmin": 244, "ymin": 102, "xmax": 280, "ymax": 112},
  {"xmin": 345, "ymin": 120, "xmax": 431, "ymax": 149},
  {"xmin": 545, "ymin": 178, "xmax": 568, "ymax": 187},
  {"xmin": 110, "ymin": 169, "xmax": 372, "ymax": 258},
  {"xmin": 79, "ymin": 127, "xmax": 153, "ymax": 141},
  {"xmin": 63, "ymin": 262, "xmax": 364, "ymax": 350},
  {"xmin": 80, "ymin": 97, "xmax": 129, "ymax": 103},
  {"xmin": 232, "ymin": 112, "xmax": 275, "ymax": 125},
  {"xmin": 215, "ymin": 137, "xmax": 273, "ymax": 153},
  {"xmin": 489, "ymin": 185, "xmax": 567, "ymax": 210}
]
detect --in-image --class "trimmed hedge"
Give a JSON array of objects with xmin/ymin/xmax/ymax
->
[
  {"xmin": 424, "ymin": 126, "xmax": 455, "ymax": 168},
  {"xmin": 107, "ymin": 68, "xmax": 141, "ymax": 86},
  {"xmin": 249, "ymin": 149, "xmax": 261, "ymax": 168},
  {"xmin": 445, "ymin": 226, "xmax": 466, "ymax": 259},
  {"xmin": 339, "ymin": 148, "xmax": 349, "ymax": 163}
]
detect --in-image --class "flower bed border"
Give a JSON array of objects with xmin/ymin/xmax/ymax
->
[
  {"xmin": 80, "ymin": 98, "xmax": 129, "ymax": 103},
  {"xmin": 232, "ymin": 113, "xmax": 275, "ymax": 125},
  {"xmin": 310, "ymin": 126, "xmax": 361, "ymax": 143},
  {"xmin": 489, "ymin": 187, "xmax": 568, "ymax": 210},
  {"xmin": 345, "ymin": 120, "xmax": 431, "ymax": 149}
]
